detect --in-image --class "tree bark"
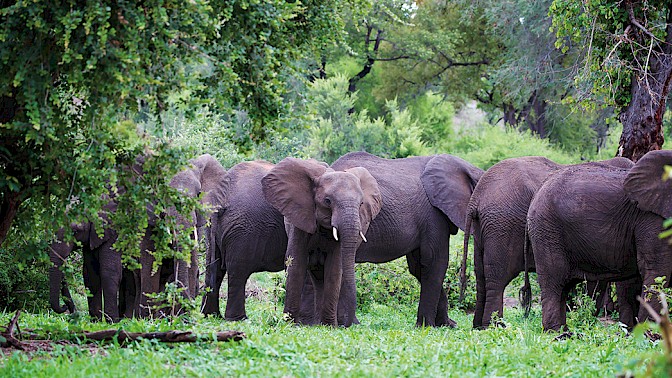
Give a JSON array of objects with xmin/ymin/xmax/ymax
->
[
  {"xmin": 617, "ymin": 5, "xmax": 672, "ymax": 161},
  {"xmin": 0, "ymin": 191, "xmax": 22, "ymax": 246}
]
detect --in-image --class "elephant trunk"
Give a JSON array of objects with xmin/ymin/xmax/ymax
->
[
  {"xmin": 331, "ymin": 208, "xmax": 362, "ymax": 327},
  {"xmin": 49, "ymin": 264, "xmax": 68, "ymax": 313},
  {"xmin": 49, "ymin": 241, "xmax": 74, "ymax": 314}
]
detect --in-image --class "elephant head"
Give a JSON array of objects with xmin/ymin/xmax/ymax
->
[
  {"xmin": 137, "ymin": 154, "xmax": 227, "ymax": 316},
  {"xmin": 262, "ymin": 157, "xmax": 382, "ymax": 325}
]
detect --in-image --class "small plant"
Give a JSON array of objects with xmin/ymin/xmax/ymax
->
[
  {"xmin": 624, "ymin": 292, "xmax": 672, "ymax": 377},
  {"xmin": 143, "ymin": 282, "xmax": 202, "ymax": 323}
]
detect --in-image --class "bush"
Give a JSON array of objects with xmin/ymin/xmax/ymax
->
[
  {"xmin": 355, "ymin": 260, "xmax": 419, "ymax": 312},
  {"xmin": 0, "ymin": 248, "xmax": 50, "ymax": 311},
  {"xmin": 305, "ymin": 75, "xmax": 434, "ymax": 163}
]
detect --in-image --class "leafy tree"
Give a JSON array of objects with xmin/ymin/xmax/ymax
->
[
  {"xmin": 550, "ymin": 0, "xmax": 672, "ymax": 160},
  {"xmin": 0, "ymin": 0, "xmax": 357, "ymax": 255},
  {"xmin": 306, "ymin": 75, "xmax": 429, "ymax": 163}
]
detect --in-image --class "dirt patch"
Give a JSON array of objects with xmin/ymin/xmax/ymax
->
[{"xmin": 1, "ymin": 340, "xmax": 109, "ymax": 358}]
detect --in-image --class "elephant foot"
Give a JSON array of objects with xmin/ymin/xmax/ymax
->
[{"xmin": 439, "ymin": 317, "xmax": 458, "ymax": 328}]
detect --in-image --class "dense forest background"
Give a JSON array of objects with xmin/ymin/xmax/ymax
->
[{"xmin": 2, "ymin": 1, "xmax": 672, "ymax": 310}]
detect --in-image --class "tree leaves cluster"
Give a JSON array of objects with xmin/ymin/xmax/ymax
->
[{"xmin": 0, "ymin": 0, "xmax": 357, "ymax": 261}]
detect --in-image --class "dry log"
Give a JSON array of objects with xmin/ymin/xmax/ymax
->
[
  {"xmin": 80, "ymin": 329, "xmax": 246, "ymax": 343},
  {"xmin": 0, "ymin": 310, "xmax": 25, "ymax": 350},
  {"xmin": 1, "ymin": 310, "xmax": 245, "ymax": 351}
]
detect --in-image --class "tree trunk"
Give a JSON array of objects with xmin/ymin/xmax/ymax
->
[
  {"xmin": 0, "ymin": 191, "xmax": 21, "ymax": 247},
  {"xmin": 526, "ymin": 92, "xmax": 547, "ymax": 138},
  {"xmin": 617, "ymin": 8, "xmax": 672, "ymax": 161}
]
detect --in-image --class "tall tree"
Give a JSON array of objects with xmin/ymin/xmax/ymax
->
[
  {"xmin": 0, "ymin": 1, "xmax": 355, "ymax": 251},
  {"xmin": 551, "ymin": 0, "xmax": 672, "ymax": 161}
]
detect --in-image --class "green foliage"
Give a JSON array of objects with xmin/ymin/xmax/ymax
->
[
  {"xmin": 549, "ymin": 0, "xmax": 670, "ymax": 110},
  {"xmin": 142, "ymin": 282, "xmax": 204, "ymax": 323},
  {"xmin": 0, "ymin": 0, "xmax": 361, "ymax": 261},
  {"xmin": 445, "ymin": 124, "xmax": 582, "ymax": 170},
  {"xmin": 0, "ymin": 251, "xmax": 49, "ymax": 311},
  {"xmin": 305, "ymin": 75, "xmax": 431, "ymax": 162},
  {"xmin": 355, "ymin": 261, "xmax": 419, "ymax": 311}
]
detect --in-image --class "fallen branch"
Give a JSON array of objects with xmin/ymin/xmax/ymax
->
[
  {"xmin": 1, "ymin": 310, "xmax": 245, "ymax": 351},
  {"xmin": 0, "ymin": 310, "xmax": 25, "ymax": 350},
  {"xmin": 80, "ymin": 329, "xmax": 246, "ymax": 344}
]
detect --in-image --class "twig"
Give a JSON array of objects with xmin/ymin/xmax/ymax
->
[{"xmin": 1, "ymin": 310, "xmax": 26, "ymax": 350}]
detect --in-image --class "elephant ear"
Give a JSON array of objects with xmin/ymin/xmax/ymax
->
[
  {"xmin": 190, "ymin": 154, "xmax": 227, "ymax": 207},
  {"xmin": 624, "ymin": 150, "xmax": 672, "ymax": 218},
  {"xmin": 262, "ymin": 157, "xmax": 329, "ymax": 234},
  {"xmin": 345, "ymin": 167, "xmax": 382, "ymax": 232},
  {"xmin": 421, "ymin": 154, "xmax": 484, "ymax": 233}
]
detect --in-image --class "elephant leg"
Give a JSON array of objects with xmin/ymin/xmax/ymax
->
[
  {"xmin": 309, "ymin": 271, "xmax": 326, "ymax": 324},
  {"xmin": 540, "ymin": 283, "xmax": 569, "ymax": 332},
  {"xmin": 202, "ymin": 243, "xmax": 225, "ymax": 317},
  {"xmin": 299, "ymin": 274, "xmax": 318, "ymax": 325},
  {"xmin": 189, "ymin": 246, "xmax": 199, "ymax": 298},
  {"xmin": 320, "ymin": 246, "xmax": 342, "ymax": 326},
  {"xmin": 139, "ymin": 240, "xmax": 161, "ymax": 318},
  {"xmin": 616, "ymin": 276, "xmax": 641, "ymax": 329},
  {"xmin": 99, "ymin": 240, "xmax": 122, "ymax": 322},
  {"xmin": 472, "ymin": 235, "xmax": 486, "ymax": 329},
  {"xmin": 120, "ymin": 268, "xmax": 138, "ymax": 318},
  {"xmin": 224, "ymin": 271, "xmax": 251, "ymax": 321},
  {"xmin": 283, "ymin": 230, "xmax": 310, "ymax": 323},
  {"xmin": 416, "ymin": 236, "xmax": 450, "ymax": 327},
  {"xmin": 406, "ymin": 251, "xmax": 454, "ymax": 327},
  {"xmin": 83, "ymin": 249, "xmax": 103, "ymax": 321},
  {"xmin": 202, "ymin": 262, "xmax": 226, "ymax": 317},
  {"xmin": 481, "ymin": 279, "xmax": 508, "ymax": 329}
]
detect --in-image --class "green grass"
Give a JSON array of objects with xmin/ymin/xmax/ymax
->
[{"xmin": 0, "ymin": 292, "xmax": 660, "ymax": 378}]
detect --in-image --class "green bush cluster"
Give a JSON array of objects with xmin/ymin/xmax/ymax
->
[
  {"xmin": 0, "ymin": 250, "xmax": 50, "ymax": 311},
  {"xmin": 355, "ymin": 260, "xmax": 420, "ymax": 312}
]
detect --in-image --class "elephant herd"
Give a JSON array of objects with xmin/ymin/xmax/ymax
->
[{"xmin": 49, "ymin": 149, "xmax": 672, "ymax": 333}]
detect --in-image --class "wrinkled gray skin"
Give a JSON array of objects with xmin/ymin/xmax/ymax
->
[
  {"xmin": 526, "ymin": 150, "xmax": 672, "ymax": 332},
  {"xmin": 49, "ymin": 199, "xmax": 128, "ymax": 322},
  {"xmin": 202, "ymin": 160, "xmax": 284, "ymax": 320},
  {"xmin": 462, "ymin": 156, "xmax": 636, "ymax": 329},
  {"xmin": 136, "ymin": 154, "xmax": 225, "ymax": 318},
  {"xmin": 202, "ymin": 160, "xmax": 317, "ymax": 323},
  {"xmin": 263, "ymin": 151, "xmax": 483, "ymax": 327}
]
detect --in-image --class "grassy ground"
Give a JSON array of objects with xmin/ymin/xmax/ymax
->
[{"xmin": 0, "ymin": 287, "xmax": 661, "ymax": 378}]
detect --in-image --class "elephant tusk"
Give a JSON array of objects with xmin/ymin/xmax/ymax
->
[
  {"xmin": 193, "ymin": 227, "xmax": 198, "ymax": 241},
  {"xmin": 333, "ymin": 226, "xmax": 339, "ymax": 241},
  {"xmin": 359, "ymin": 231, "xmax": 367, "ymax": 243}
]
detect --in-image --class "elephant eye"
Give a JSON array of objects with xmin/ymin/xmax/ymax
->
[{"xmin": 324, "ymin": 197, "xmax": 331, "ymax": 206}]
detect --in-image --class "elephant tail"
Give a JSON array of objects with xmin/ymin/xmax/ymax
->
[
  {"xmin": 459, "ymin": 211, "xmax": 474, "ymax": 302},
  {"xmin": 519, "ymin": 224, "xmax": 532, "ymax": 318}
]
